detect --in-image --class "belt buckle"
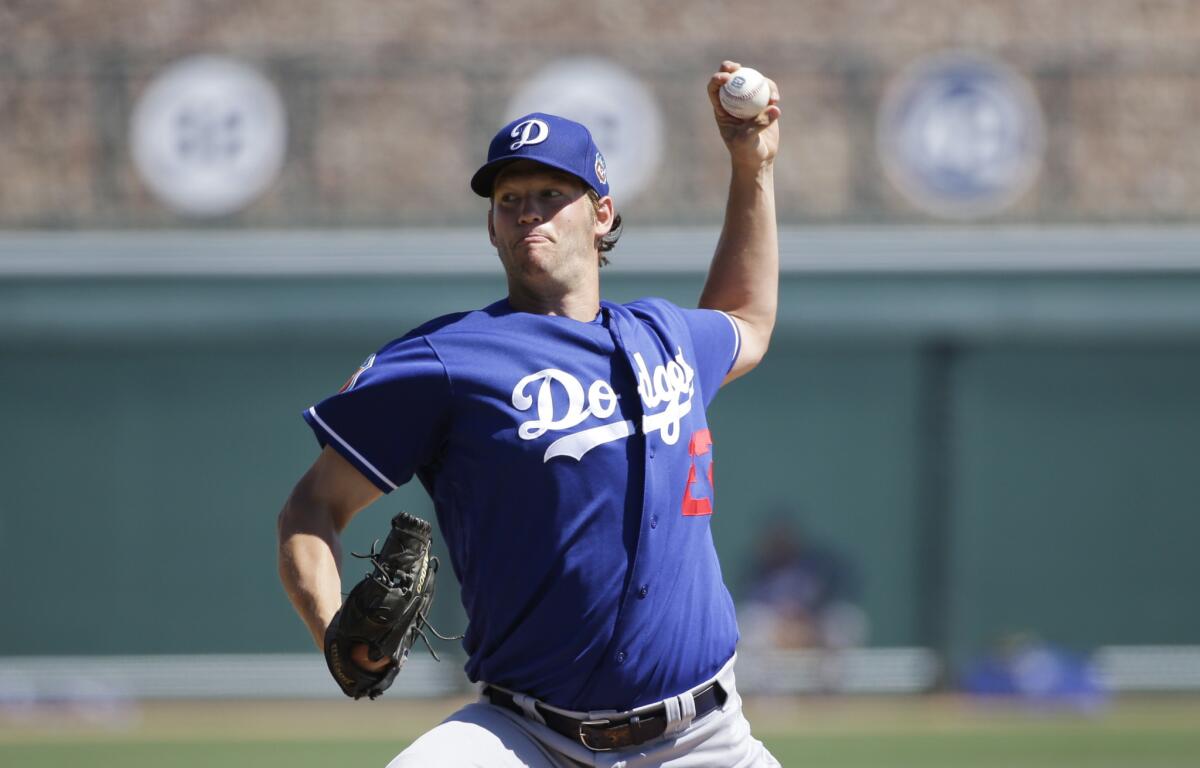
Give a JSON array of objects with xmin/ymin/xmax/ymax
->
[{"xmin": 578, "ymin": 718, "xmax": 615, "ymax": 752}]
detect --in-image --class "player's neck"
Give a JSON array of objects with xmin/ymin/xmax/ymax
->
[{"xmin": 506, "ymin": 280, "xmax": 601, "ymax": 322}]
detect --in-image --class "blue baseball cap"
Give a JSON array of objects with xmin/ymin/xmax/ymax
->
[{"xmin": 471, "ymin": 112, "xmax": 610, "ymax": 198}]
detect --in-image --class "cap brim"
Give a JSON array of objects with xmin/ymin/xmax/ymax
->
[
  {"xmin": 470, "ymin": 155, "xmax": 598, "ymax": 198},
  {"xmin": 469, "ymin": 158, "xmax": 516, "ymax": 197}
]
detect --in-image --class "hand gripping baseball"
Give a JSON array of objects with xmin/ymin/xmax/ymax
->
[
  {"xmin": 323, "ymin": 511, "xmax": 461, "ymax": 700},
  {"xmin": 708, "ymin": 60, "xmax": 781, "ymax": 168}
]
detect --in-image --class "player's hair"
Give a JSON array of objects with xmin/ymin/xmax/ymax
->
[{"xmin": 587, "ymin": 189, "xmax": 622, "ymax": 267}]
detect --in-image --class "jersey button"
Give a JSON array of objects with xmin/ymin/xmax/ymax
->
[
  {"xmin": 638, "ymin": 584, "xmax": 649, "ymax": 599},
  {"xmin": 650, "ymin": 515, "xmax": 658, "ymax": 529},
  {"xmin": 615, "ymin": 650, "xmax": 627, "ymax": 665}
]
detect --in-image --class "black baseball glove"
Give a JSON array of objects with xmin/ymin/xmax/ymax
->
[{"xmin": 324, "ymin": 511, "xmax": 455, "ymax": 700}]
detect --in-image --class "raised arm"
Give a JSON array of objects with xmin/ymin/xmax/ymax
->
[{"xmin": 698, "ymin": 61, "xmax": 781, "ymax": 384}]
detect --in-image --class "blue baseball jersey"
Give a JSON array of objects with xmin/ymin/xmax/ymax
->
[{"xmin": 304, "ymin": 297, "xmax": 742, "ymax": 711}]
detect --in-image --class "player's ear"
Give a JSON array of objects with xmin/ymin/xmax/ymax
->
[
  {"xmin": 592, "ymin": 195, "xmax": 615, "ymax": 237},
  {"xmin": 487, "ymin": 206, "xmax": 497, "ymax": 246}
]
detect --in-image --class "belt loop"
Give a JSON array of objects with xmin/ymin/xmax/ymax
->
[
  {"xmin": 664, "ymin": 695, "xmax": 681, "ymax": 727},
  {"xmin": 665, "ymin": 690, "xmax": 696, "ymax": 736},
  {"xmin": 512, "ymin": 692, "xmax": 546, "ymax": 726},
  {"xmin": 718, "ymin": 656, "xmax": 738, "ymax": 694}
]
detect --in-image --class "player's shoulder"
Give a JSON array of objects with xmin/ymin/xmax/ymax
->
[
  {"xmin": 621, "ymin": 297, "xmax": 735, "ymax": 329},
  {"xmin": 381, "ymin": 300, "xmax": 512, "ymax": 351},
  {"xmin": 619, "ymin": 297, "xmax": 712, "ymax": 338},
  {"xmin": 618, "ymin": 298, "xmax": 737, "ymax": 356},
  {"xmin": 399, "ymin": 309, "xmax": 477, "ymax": 342},
  {"xmin": 620, "ymin": 296, "xmax": 687, "ymax": 323}
]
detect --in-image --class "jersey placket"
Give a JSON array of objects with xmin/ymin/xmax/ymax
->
[{"xmin": 597, "ymin": 305, "xmax": 673, "ymax": 687}]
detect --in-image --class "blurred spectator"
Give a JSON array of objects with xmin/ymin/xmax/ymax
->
[
  {"xmin": 739, "ymin": 512, "xmax": 869, "ymax": 653},
  {"xmin": 962, "ymin": 632, "xmax": 1106, "ymax": 711}
]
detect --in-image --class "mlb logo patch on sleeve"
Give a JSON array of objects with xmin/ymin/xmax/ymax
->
[{"xmin": 339, "ymin": 353, "xmax": 376, "ymax": 393}]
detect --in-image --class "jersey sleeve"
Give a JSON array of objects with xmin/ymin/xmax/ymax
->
[
  {"xmin": 679, "ymin": 307, "xmax": 741, "ymax": 406},
  {"xmin": 302, "ymin": 335, "xmax": 451, "ymax": 493}
]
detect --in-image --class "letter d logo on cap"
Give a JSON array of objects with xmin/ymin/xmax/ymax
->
[{"xmin": 510, "ymin": 119, "xmax": 550, "ymax": 150}]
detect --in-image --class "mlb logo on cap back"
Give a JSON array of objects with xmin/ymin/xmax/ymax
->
[{"xmin": 471, "ymin": 112, "xmax": 610, "ymax": 198}]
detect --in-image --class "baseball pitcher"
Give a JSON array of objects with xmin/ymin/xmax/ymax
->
[{"xmin": 278, "ymin": 61, "xmax": 782, "ymax": 767}]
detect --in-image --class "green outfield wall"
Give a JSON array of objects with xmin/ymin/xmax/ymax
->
[{"xmin": 2, "ymin": 235, "xmax": 1198, "ymax": 678}]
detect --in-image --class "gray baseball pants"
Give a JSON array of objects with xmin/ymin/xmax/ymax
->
[{"xmin": 387, "ymin": 656, "xmax": 780, "ymax": 767}]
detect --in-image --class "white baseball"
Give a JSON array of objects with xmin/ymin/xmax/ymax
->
[{"xmin": 719, "ymin": 67, "xmax": 770, "ymax": 119}]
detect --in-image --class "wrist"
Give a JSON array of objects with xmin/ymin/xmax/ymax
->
[{"xmin": 730, "ymin": 157, "xmax": 775, "ymax": 177}]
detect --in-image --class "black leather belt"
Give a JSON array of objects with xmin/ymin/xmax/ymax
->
[{"xmin": 484, "ymin": 681, "xmax": 727, "ymax": 752}]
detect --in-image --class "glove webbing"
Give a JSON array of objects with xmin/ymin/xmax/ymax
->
[{"xmin": 352, "ymin": 542, "xmax": 464, "ymax": 661}]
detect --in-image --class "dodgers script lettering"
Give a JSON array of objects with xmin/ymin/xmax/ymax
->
[{"xmin": 511, "ymin": 348, "xmax": 696, "ymax": 462}]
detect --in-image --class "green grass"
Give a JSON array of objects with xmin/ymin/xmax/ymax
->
[
  {"xmin": 0, "ymin": 741, "xmax": 401, "ymax": 768},
  {"xmin": 4, "ymin": 696, "xmax": 1200, "ymax": 767},
  {"xmin": 764, "ymin": 730, "xmax": 1200, "ymax": 768},
  {"xmin": 5, "ymin": 731, "xmax": 1200, "ymax": 768}
]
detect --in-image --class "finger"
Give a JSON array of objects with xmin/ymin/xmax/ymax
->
[
  {"xmin": 352, "ymin": 643, "xmax": 393, "ymax": 672},
  {"xmin": 735, "ymin": 105, "xmax": 781, "ymax": 134},
  {"xmin": 718, "ymin": 103, "xmax": 780, "ymax": 130},
  {"xmin": 767, "ymin": 78, "xmax": 780, "ymax": 106},
  {"xmin": 721, "ymin": 60, "xmax": 741, "ymax": 73},
  {"xmin": 707, "ymin": 71, "xmax": 736, "ymax": 114},
  {"xmin": 707, "ymin": 71, "xmax": 730, "ymax": 99}
]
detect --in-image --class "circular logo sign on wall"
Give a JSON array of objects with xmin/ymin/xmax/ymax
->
[
  {"xmin": 505, "ymin": 58, "xmax": 663, "ymax": 204},
  {"xmin": 877, "ymin": 51, "xmax": 1045, "ymax": 219},
  {"xmin": 130, "ymin": 55, "xmax": 287, "ymax": 218}
]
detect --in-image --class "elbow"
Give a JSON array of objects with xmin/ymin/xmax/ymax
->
[
  {"xmin": 746, "ymin": 337, "xmax": 771, "ymax": 369},
  {"xmin": 724, "ymin": 318, "xmax": 774, "ymax": 383},
  {"xmin": 738, "ymin": 338, "xmax": 770, "ymax": 376},
  {"xmin": 277, "ymin": 496, "xmax": 303, "ymax": 549},
  {"xmin": 277, "ymin": 497, "xmax": 297, "ymax": 541},
  {"xmin": 277, "ymin": 482, "xmax": 309, "ymax": 540},
  {"xmin": 742, "ymin": 316, "xmax": 775, "ymax": 366},
  {"xmin": 277, "ymin": 481, "xmax": 335, "ymax": 544}
]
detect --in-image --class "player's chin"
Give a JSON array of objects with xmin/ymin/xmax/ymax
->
[
  {"xmin": 510, "ymin": 242, "xmax": 559, "ymax": 269},
  {"xmin": 516, "ymin": 236, "xmax": 557, "ymax": 255}
]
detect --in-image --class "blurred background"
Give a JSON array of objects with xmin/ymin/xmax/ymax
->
[{"xmin": 2, "ymin": 1, "xmax": 1199, "ymax": 765}]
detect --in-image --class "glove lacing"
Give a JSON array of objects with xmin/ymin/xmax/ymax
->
[{"xmin": 352, "ymin": 540, "xmax": 465, "ymax": 662}]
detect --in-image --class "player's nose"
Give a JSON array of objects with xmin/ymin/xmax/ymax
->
[
  {"xmin": 517, "ymin": 200, "xmax": 543, "ymax": 225},
  {"xmin": 513, "ymin": 206, "xmax": 542, "ymax": 225}
]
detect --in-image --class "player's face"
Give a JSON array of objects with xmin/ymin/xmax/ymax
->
[{"xmin": 488, "ymin": 162, "xmax": 609, "ymax": 295}]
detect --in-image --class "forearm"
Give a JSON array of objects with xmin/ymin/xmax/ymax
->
[
  {"xmin": 700, "ymin": 162, "xmax": 779, "ymax": 354},
  {"xmin": 277, "ymin": 496, "xmax": 345, "ymax": 650}
]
